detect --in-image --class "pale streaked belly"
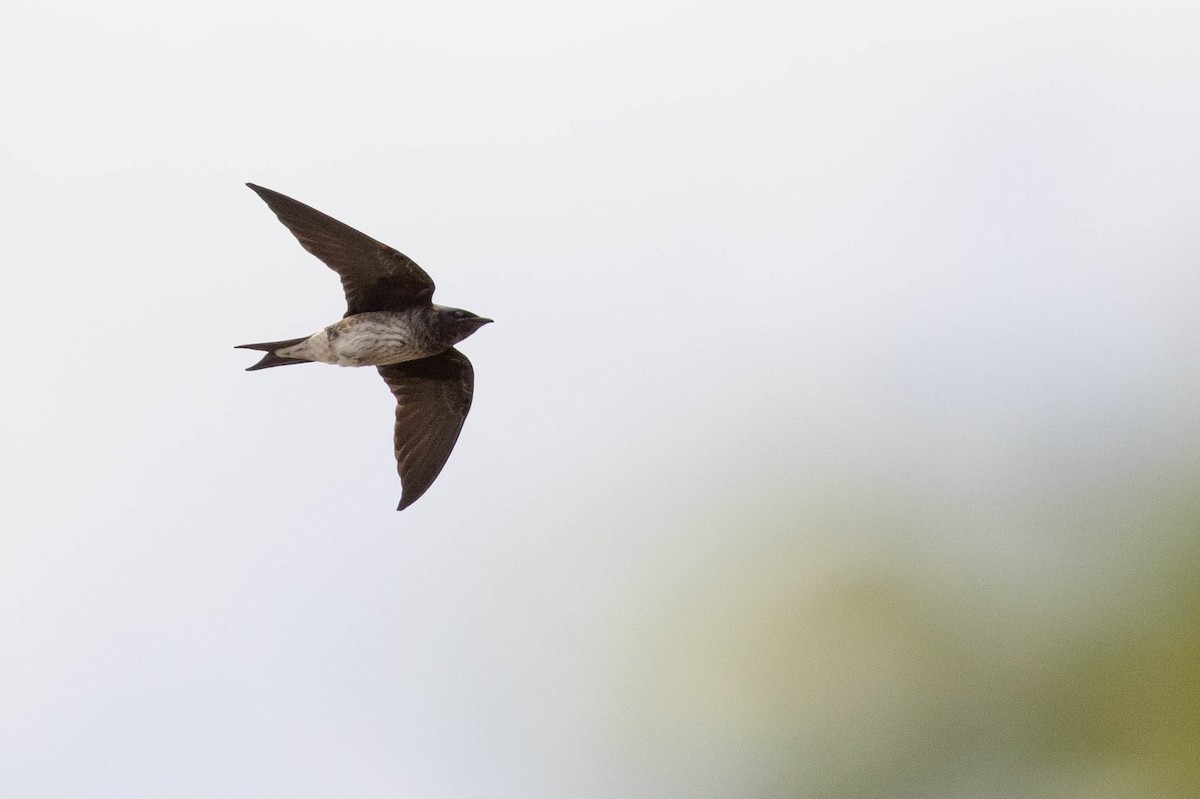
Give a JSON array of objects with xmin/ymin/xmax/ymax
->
[{"xmin": 279, "ymin": 315, "xmax": 436, "ymax": 367}]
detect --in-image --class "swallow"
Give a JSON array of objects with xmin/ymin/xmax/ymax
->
[{"xmin": 237, "ymin": 183, "xmax": 492, "ymax": 510}]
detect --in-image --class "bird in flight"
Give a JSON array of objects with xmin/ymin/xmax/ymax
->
[{"xmin": 237, "ymin": 183, "xmax": 492, "ymax": 510}]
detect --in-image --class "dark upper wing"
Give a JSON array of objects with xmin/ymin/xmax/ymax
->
[
  {"xmin": 377, "ymin": 348, "xmax": 476, "ymax": 510},
  {"xmin": 246, "ymin": 183, "xmax": 436, "ymax": 315}
]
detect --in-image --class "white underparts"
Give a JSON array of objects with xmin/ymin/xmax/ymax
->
[{"xmin": 278, "ymin": 317, "xmax": 434, "ymax": 367}]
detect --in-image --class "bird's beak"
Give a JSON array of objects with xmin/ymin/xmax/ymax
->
[{"xmin": 476, "ymin": 317, "xmax": 494, "ymax": 325}]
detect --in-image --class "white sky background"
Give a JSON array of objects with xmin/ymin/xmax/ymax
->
[{"xmin": 4, "ymin": 2, "xmax": 1200, "ymax": 797}]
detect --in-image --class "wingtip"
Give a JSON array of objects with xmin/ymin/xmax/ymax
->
[{"xmin": 397, "ymin": 488, "xmax": 428, "ymax": 511}]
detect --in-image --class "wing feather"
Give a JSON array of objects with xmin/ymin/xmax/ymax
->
[
  {"xmin": 246, "ymin": 183, "xmax": 436, "ymax": 315},
  {"xmin": 377, "ymin": 348, "xmax": 475, "ymax": 510}
]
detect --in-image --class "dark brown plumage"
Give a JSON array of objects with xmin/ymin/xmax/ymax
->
[
  {"xmin": 378, "ymin": 349, "xmax": 475, "ymax": 510},
  {"xmin": 238, "ymin": 184, "xmax": 491, "ymax": 510},
  {"xmin": 245, "ymin": 183, "xmax": 436, "ymax": 315}
]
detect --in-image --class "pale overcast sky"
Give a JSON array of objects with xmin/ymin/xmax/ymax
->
[{"xmin": 4, "ymin": 2, "xmax": 1200, "ymax": 797}]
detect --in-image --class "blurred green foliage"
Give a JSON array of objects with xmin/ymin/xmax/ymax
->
[{"xmin": 620, "ymin": 484, "xmax": 1200, "ymax": 798}]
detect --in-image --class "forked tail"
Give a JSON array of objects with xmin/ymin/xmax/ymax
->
[{"xmin": 235, "ymin": 336, "xmax": 312, "ymax": 371}]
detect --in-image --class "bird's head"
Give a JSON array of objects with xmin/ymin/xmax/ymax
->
[{"xmin": 436, "ymin": 305, "xmax": 493, "ymax": 344}]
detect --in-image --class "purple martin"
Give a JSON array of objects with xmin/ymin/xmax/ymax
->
[{"xmin": 237, "ymin": 184, "xmax": 492, "ymax": 510}]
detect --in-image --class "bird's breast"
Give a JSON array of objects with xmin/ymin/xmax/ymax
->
[{"xmin": 325, "ymin": 312, "xmax": 439, "ymax": 367}]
